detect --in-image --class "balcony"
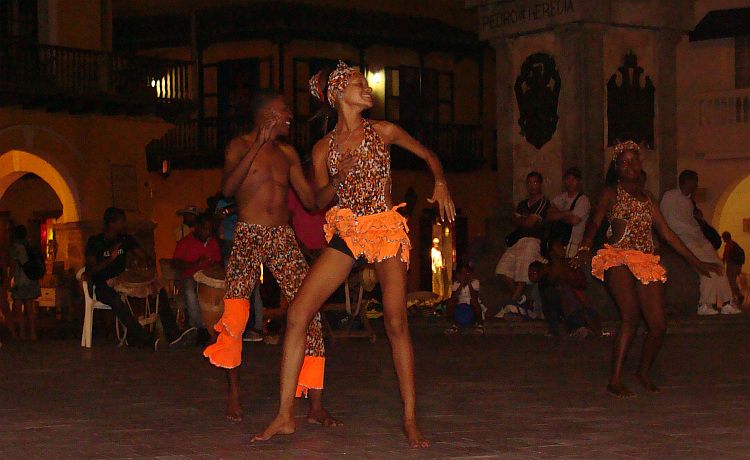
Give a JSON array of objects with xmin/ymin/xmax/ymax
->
[
  {"xmin": 0, "ymin": 39, "xmax": 193, "ymax": 118},
  {"xmin": 145, "ymin": 116, "xmax": 485, "ymax": 172}
]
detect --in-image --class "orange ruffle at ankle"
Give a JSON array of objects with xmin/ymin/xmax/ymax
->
[
  {"xmin": 324, "ymin": 205, "xmax": 411, "ymax": 267},
  {"xmin": 591, "ymin": 245, "xmax": 667, "ymax": 285},
  {"xmin": 203, "ymin": 298, "xmax": 249, "ymax": 369},
  {"xmin": 296, "ymin": 356, "xmax": 325, "ymax": 397}
]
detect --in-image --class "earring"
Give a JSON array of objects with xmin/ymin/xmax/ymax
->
[{"xmin": 338, "ymin": 94, "xmax": 343, "ymax": 98}]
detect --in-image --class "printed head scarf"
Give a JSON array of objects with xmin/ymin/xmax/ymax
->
[
  {"xmin": 613, "ymin": 140, "xmax": 640, "ymax": 164},
  {"xmin": 308, "ymin": 60, "xmax": 354, "ymax": 108}
]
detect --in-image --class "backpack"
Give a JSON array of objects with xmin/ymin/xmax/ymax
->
[
  {"xmin": 20, "ymin": 242, "xmax": 46, "ymax": 280},
  {"xmin": 730, "ymin": 245, "xmax": 745, "ymax": 266}
]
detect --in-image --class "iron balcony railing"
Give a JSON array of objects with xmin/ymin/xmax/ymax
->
[
  {"xmin": 146, "ymin": 116, "xmax": 485, "ymax": 172},
  {"xmin": 0, "ymin": 39, "xmax": 192, "ymax": 114}
]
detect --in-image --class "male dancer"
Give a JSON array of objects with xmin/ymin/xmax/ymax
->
[{"xmin": 204, "ymin": 89, "xmax": 339, "ymax": 426}]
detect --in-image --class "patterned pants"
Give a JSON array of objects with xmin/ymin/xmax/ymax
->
[
  {"xmin": 225, "ymin": 222, "xmax": 324, "ymax": 358},
  {"xmin": 204, "ymin": 223, "xmax": 324, "ymax": 395}
]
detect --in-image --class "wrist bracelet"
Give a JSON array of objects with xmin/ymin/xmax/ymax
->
[
  {"xmin": 576, "ymin": 246, "xmax": 590, "ymax": 254},
  {"xmin": 435, "ymin": 180, "xmax": 446, "ymax": 187}
]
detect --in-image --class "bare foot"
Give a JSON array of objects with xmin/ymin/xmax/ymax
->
[
  {"xmin": 251, "ymin": 415, "xmax": 296, "ymax": 442},
  {"xmin": 606, "ymin": 383, "xmax": 636, "ymax": 398},
  {"xmin": 226, "ymin": 389, "xmax": 243, "ymax": 422},
  {"xmin": 403, "ymin": 419, "xmax": 429, "ymax": 448},
  {"xmin": 307, "ymin": 406, "xmax": 343, "ymax": 426},
  {"xmin": 634, "ymin": 373, "xmax": 660, "ymax": 394}
]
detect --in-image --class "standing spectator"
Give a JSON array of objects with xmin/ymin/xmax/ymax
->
[
  {"xmin": 174, "ymin": 205, "xmax": 200, "ymax": 242},
  {"xmin": 722, "ymin": 231, "xmax": 745, "ymax": 307},
  {"xmin": 496, "ymin": 171, "xmax": 551, "ymax": 311},
  {"xmin": 172, "ymin": 213, "xmax": 223, "ymax": 345},
  {"xmin": 10, "ymin": 225, "xmax": 41, "ymax": 340},
  {"xmin": 660, "ymin": 170, "xmax": 741, "ymax": 315},
  {"xmin": 548, "ymin": 167, "xmax": 591, "ymax": 258}
]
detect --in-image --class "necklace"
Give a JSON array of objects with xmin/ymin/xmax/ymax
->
[{"xmin": 335, "ymin": 119, "xmax": 365, "ymax": 151}]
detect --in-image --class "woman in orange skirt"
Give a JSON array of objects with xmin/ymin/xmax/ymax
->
[
  {"xmin": 253, "ymin": 61, "xmax": 455, "ymax": 447},
  {"xmin": 571, "ymin": 141, "xmax": 721, "ymax": 397}
]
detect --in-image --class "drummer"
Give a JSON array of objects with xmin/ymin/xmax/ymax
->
[
  {"xmin": 85, "ymin": 207, "xmax": 197, "ymax": 349},
  {"xmin": 172, "ymin": 212, "xmax": 223, "ymax": 345}
]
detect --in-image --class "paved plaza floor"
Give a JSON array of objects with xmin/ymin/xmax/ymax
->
[{"xmin": 1, "ymin": 322, "xmax": 748, "ymax": 459}]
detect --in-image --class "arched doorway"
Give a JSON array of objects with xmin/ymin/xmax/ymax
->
[
  {"xmin": 716, "ymin": 174, "xmax": 750, "ymax": 262},
  {"xmin": 0, "ymin": 149, "xmax": 80, "ymax": 223}
]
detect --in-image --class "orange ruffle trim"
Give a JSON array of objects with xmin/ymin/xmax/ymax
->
[
  {"xmin": 591, "ymin": 245, "xmax": 667, "ymax": 285},
  {"xmin": 324, "ymin": 205, "xmax": 411, "ymax": 268},
  {"xmin": 203, "ymin": 298, "xmax": 249, "ymax": 369},
  {"xmin": 296, "ymin": 356, "xmax": 326, "ymax": 397}
]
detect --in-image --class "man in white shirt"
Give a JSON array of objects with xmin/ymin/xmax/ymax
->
[
  {"xmin": 660, "ymin": 170, "xmax": 741, "ymax": 315},
  {"xmin": 548, "ymin": 167, "xmax": 591, "ymax": 258}
]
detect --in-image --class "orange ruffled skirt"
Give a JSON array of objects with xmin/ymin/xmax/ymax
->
[
  {"xmin": 324, "ymin": 205, "xmax": 411, "ymax": 268},
  {"xmin": 591, "ymin": 245, "xmax": 667, "ymax": 285}
]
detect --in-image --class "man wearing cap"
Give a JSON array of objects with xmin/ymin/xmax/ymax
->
[{"xmin": 174, "ymin": 205, "xmax": 200, "ymax": 242}]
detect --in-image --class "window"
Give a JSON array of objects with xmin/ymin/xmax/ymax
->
[
  {"xmin": 736, "ymin": 35, "xmax": 750, "ymax": 89},
  {"xmin": 384, "ymin": 67, "xmax": 453, "ymax": 126},
  {"xmin": 0, "ymin": 0, "xmax": 37, "ymax": 42}
]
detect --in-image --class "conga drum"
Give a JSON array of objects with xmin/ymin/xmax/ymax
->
[
  {"xmin": 193, "ymin": 266, "xmax": 226, "ymax": 338},
  {"xmin": 108, "ymin": 268, "xmax": 162, "ymax": 343}
]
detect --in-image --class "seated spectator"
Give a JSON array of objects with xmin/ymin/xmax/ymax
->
[
  {"xmin": 444, "ymin": 263, "xmax": 486, "ymax": 335},
  {"xmin": 536, "ymin": 238, "xmax": 603, "ymax": 338},
  {"xmin": 172, "ymin": 213, "xmax": 223, "ymax": 345},
  {"xmin": 85, "ymin": 207, "xmax": 196, "ymax": 349},
  {"xmin": 496, "ymin": 172, "xmax": 551, "ymax": 312}
]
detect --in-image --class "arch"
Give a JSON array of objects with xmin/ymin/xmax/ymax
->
[
  {"xmin": 0, "ymin": 150, "xmax": 81, "ymax": 222},
  {"xmin": 715, "ymin": 173, "xmax": 750, "ymax": 259}
]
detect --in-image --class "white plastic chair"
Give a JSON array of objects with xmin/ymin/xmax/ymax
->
[{"xmin": 77, "ymin": 267, "xmax": 124, "ymax": 348}]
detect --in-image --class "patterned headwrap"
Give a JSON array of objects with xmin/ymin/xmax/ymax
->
[
  {"xmin": 326, "ymin": 61, "xmax": 353, "ymax": 107},
  {"xmin": 307, "ymin": 60, "xmax": 354, "ymax": 108},
  {"xmin": 613, "ymin": 140, "xmax": 640, "ymax": 164}
]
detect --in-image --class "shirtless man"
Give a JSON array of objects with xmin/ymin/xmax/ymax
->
[{"xmin": 203, "ymin": 89, "xmax": 340, "ymax": 427}]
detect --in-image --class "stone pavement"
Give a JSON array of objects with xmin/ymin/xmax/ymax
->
[{"xmin": 0, "ymin": 323, "xmax": 748, "ymax": 459}]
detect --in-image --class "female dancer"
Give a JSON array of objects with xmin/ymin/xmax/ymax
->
[
  {"xmin": 253, "ymin": 61, "xmax": 455, "ymax": 447},
  {"xmin": 571, "ymin": 141, "xmax": 721, "ymax": 397}
]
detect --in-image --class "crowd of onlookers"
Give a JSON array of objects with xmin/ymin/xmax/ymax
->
[{"xmin": 446, "ymin": 167, "xmax": 746, "ymax": 339}]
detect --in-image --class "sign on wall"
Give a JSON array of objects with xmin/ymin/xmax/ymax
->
[
  {"xmin": 606, "ymin": 52, "xmax": 655, "ymax": 148},
  {"xmin": 478, "ymin": 0, "xmax": 579, "ymax": 39},
  {"xmin": 515, "ymin": 53, "xmax": 561, "ymax": 149}
]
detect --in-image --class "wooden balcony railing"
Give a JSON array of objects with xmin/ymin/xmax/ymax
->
[
  {"xmin": 147, "ymin": 116, "xmax": 485, "ymax": 172},
  {"xmin": 0, "ymin": 39, "xmax": 192, "ymax": 116}
]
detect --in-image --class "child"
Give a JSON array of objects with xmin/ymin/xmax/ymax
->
[{"xmin": 444, "ymin": 263, "xmax": 486, "ymax": 335}]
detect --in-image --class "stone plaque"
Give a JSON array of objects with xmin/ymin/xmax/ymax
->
[{"xmin": 477, "ymin": 0, "xmax": 580, "ymax": 39}]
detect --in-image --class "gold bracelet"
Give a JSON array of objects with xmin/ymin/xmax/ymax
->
[{"xmin": 435, "ymin": 180, "xmax": 447, "ymax": 187}]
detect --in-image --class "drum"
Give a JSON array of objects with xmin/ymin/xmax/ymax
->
[
  {"xmin": 108, "ymin": 268, "xmax": 162, "ymax": 334},
  {"xmin": 194, "ymin": 266, "xmax": 226, "ymax": 338}
]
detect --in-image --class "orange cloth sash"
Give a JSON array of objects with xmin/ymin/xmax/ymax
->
[
  {"xmin": 203, "ymin": 298, "xmax": 249, "ymax": 369},
  {"xmin": 296, "ymin": 355, "xmax": 325, "ymax": 397},
  {"xmin": 324, "ymin": 205, "xmax": 411, "ymax": 267},
  {"xmin": 591, "ymin": 245, "xmax": 667, "ymax": 285}
]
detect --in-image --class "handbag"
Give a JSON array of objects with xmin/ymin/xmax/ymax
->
[
  {"xmin": 546, "ymin": 193, "xmax": 583, "ymax": 246},
  {"xmin": 692, "ymin": 199, "xmax": 722, "ymax": 250}
]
